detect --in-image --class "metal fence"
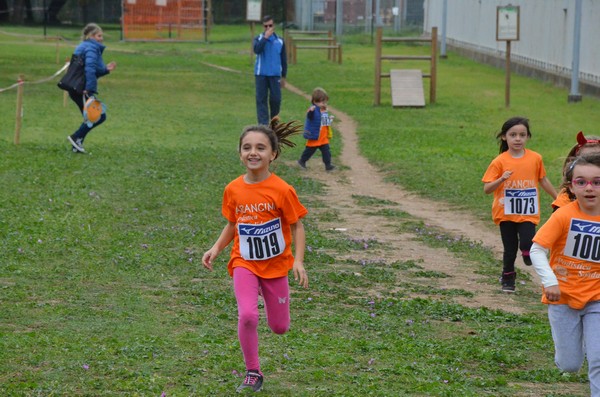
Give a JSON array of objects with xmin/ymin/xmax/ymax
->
[
  {"xmin": 0, "ymin": 0, "xmax": 121, "ymax": 25},
  {"xmin": 424, "ymin": 0, "xmax": 600, "ymax": 96},
  {"xmin": 0, "ymin": 0, "xmax": 424, "ymax": 35},
  {"xmin": 293, "ymin": 0, "xmax": 424, "ymax": 35}
]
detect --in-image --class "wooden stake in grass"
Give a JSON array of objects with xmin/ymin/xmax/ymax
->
[
  {"xmin": 14, "ymin": 74, "xmax": 24, "ymax": 145},
  {"xmin": 63, "ymin": 57, "xmax": 69, "ymax": 107}
]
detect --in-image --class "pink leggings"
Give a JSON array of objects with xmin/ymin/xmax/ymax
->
[{"xmin": 233, "ymin": 267, "xmax": 290, "ymax": 371}]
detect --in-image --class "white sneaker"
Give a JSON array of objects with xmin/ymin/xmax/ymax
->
[{"xmin": 68, "ymin": 136, "xmax": 86, "ymax": 153}]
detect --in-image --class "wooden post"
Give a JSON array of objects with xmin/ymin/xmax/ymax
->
[
  {"xmin": 284, "ymin": 30, "xmax": 290, "ymax": 63},
  {"xmin": 250, "ymin": 22, "xmax": 255, "ymax": 65},
  {"xmin": 430, "ymin": 26, "xmax": 437, "ymax": 104},
  {"xmin": 293, "ymin": 43, "xmax": 297, "ymax": 65},
  {"xmin": 327, "ymin": 30, "xmax": 333, "ymax": 61},
  {"xmin": 505, "ymin": 40, "xmax": 511, "ymax": 108},
  {"xmin": 374, "ymin": 27, "xmax": 382, "ymax": 105},
  {"xmin": 14, "ymin": 74, "xmax": 24, "ymax": 145},
  {"xmin": 63, "ymin": 57, "xmax": 69, "ymax": 107},
  {"xmin": 176, "ymin": 0, "xmax": 182, "ymax": 39},
  {"xmin": 207, "ymin": 0, "xmax": 212, "ymax": 29}
]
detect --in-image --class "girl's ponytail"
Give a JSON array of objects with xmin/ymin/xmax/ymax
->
[{"xmin": 269, "ymin": 116, "xmax": 302, "ymax": 155}]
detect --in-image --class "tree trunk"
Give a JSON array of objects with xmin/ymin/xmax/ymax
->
[
  {"xmin": 0, "ymin": 0, "xmax": 9, "ymax": 22},
  {"xmin": 10, "ymin": 0, "xmax": 25, "ymax": 23}
]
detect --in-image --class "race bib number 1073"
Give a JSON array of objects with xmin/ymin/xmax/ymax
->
[
  {"xmin": 238, "ymin": 218, "xmax": 286, "ymax": 261},
  {"xmin": 504, "ymin": 188, "xmax": 538, "ymax": 215}
]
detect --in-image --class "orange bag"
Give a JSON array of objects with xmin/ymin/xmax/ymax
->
[{"xmin": 83, "ymin": 96, "xmax": 106, "ymax": 127}]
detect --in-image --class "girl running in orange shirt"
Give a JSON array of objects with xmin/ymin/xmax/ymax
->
[
  {"xmin": 530, "ymin": 153, "xmax": 600, "ymax": 397},
  {"xmin": 482, "ymin": 117, "xmax": 557, "ymax": 292},
  {"xmin": 202, "ymin": 120, "xmax": 308, "ymax": 393}
]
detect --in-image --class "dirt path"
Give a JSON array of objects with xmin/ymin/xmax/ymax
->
[
  {"xmin": 285, "ymin": 83, "xmax": 542, "ymax": 314},
  {"xmin": 196, "ymin": 65, "xmax": 585, "ymax": 395}
]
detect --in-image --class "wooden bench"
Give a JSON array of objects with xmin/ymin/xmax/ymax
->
[
  {"xmin": 293, "ymin": 43, "xmax": 342, "ymax": 64},
  {"xmin": 285, "ymin": 30, "xmax": 342, "ymax": 64},
  {"xmin": 285, "ymin": 29, "xmax": 330, "ymax": 54}
]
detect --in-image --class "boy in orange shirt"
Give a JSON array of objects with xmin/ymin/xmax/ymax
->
[{"xmin": 297, "ymin": 87, "xmax": 335, "ymax": 171}]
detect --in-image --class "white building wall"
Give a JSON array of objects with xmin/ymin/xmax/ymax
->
[{"xmin": 423, "ymin": 0, "xmax": 600, "ymax": 88}]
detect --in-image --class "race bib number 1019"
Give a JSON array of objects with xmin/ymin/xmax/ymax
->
[
  {"xmin": 504, "ymin": 188, "xmax": 538, "ymax": 215},
  {"xmin": 238, "ymin": 218, "xmax": 286, "ymax": 261}
]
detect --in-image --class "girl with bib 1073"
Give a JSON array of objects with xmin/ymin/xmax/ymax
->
[
  {"xmin": 202, "ymin": 119, "xmax": 308, "ymax": 393},
  {"xmin": 531, "ymin": 153, "xmax": 600, "ymax": 397},
  {"xmin": 482, "ymin": 117, "xmax": 557, "ymax": 293}
]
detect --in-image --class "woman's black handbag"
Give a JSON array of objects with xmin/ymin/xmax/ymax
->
[{"xmin": 58, "ymin": 54, "xmax": 85, "ymax": 94}]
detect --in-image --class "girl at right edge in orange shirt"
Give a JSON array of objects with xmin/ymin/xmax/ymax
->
[
  {"xmin": 552, "ymin": 132, "xmax": 600, "ymax": 211},
  {"xmin": 482, "ymin": 117, "xmax": 557, "ymax": 293},
  {"xmin": 531, "ymin": 153, "xmax": 600, "ymax": 397}
]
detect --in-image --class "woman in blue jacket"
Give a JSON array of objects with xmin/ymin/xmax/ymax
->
[{"xmin": 67, "ymin": 23, "xmax": 116, "ymax": 153}]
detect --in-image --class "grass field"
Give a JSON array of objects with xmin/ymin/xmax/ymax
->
[{"xmin": 1, "ymin": 24, "xmax": 599, "ymax": 396}]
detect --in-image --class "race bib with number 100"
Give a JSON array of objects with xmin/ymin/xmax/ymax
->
[
  {"xmin": 238, "ymin": 218, "xmax": 286, "ymax": 261},
  {"xmin": 564, "ymin": 218, "xmax": 600, "ymax": 263},
  {"xmin": 504, "ymin": 188, "xmax": 538, "ymax": 215}
]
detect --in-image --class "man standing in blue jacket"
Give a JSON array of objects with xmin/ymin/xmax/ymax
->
[{"xmin": 253, "ymin": 15, "xmax": 287, "ymax": 125}]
